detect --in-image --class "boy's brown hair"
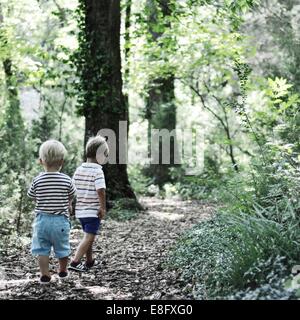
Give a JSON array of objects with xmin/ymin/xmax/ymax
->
[{"xmin": 86, "ymin": 135, "xmax": 109, "ymax": 159}]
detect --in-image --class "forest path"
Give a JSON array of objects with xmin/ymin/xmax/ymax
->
[{"xmin": 0, "ymin": 197, "xmax": 215, "ymax": 300}]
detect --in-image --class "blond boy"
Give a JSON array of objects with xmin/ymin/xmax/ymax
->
[{"xmin": 28, "ymin": 140, "xmax": 76, "ymax": 284}]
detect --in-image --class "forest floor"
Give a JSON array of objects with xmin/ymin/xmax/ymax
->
[{"xmin": 0, "ymin": 197, "xmax": 215, "ymax": 300}]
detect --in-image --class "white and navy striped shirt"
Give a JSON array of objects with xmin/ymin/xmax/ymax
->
[
  {"xmin": 28, "ymin": 172, "xmax": 76, "ymax": 216},
  {"xmin": 73, "ymin": 163, "xmax": 106, "ymax": 218}
]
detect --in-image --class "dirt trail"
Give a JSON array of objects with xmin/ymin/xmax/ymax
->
[{"xmin": 0, "ymin": 197, "xmax": 215, "ymax": 300}]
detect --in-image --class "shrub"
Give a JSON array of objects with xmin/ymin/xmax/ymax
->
[
  {"xmin": 166, "ymin": 216, "xmax": 233, "ymax": 299},
  {"xmin": 128, "ymin": 165, "xmax": 153, "ymax": 196},
  {"xmin": 108, "ymin": 198, "xmax": 144, "ymax": 222},
  {"xmin": 167, "ymin": 166, "xmax": 224, "ymax": 201},
  {"xmin": 167, "ymin": 201, "xmax": 300, "ymax": 299}
]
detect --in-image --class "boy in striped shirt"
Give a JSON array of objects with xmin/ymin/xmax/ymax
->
[
  {"xmin": 69, "ymin": 136, "xmax": 108, "ymax": 272},
  {"xmin": 28, "ymin": 140, "xmax": 76, "ymax": 284}
]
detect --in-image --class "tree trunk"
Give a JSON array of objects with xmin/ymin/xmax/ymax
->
[
  {"xmin": 124, "ymin": 0, "xmax": 132, "ymax": 77},
  {"xmin": 0, "ymin": 6, "xmax": 20, "ymax": 113},
  {"xmin": 0, "ymin": 4, "xmax": 24, "ymax": 163},
  {"xmin": 0, "ymin": 4, "xmax": 27, "ymax": 230},
  {"xmin": 146, "ymin": 77, "xmax": 177, "ymax": 187},
  {"xmin": 79, "ymin": 0, "xmax": 135, "ymax": 200},
  {"xmin": 145, "ymin": 0, "xmax": 178, "ymax": 188},
  {"xmin": 123, "ymin": 0, "xmax": 132, "ymax": 138}
]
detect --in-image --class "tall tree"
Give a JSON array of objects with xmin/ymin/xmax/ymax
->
[
  {"xmin": 123, "ymin": 0, "xmax": 132, "ymax": 136},
  {"xmin": 124, "ymin": 0, "xmax": 132, "ymax": 80},
  {"xmin": 144, "ymin": 0, "xmax": 178, "ymax": 188},
  {"xmin": 0, "ymin": 4, "xmax": 25, "ymax": 169},
  {"xmin": 75, "ymin": 0, "xmax": 136, "ymax": 200},
  {"xmin": 0, "ymin": 3, "xmax": 28, "ymax": 231}
]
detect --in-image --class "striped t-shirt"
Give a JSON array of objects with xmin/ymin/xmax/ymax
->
[
  {"xmin": 27, "ymin": 172, "xmax": 76, "ymax": 216},
  {"xmin": 73, "ymin": 163, "xmax": 106, "ymax": 218}
]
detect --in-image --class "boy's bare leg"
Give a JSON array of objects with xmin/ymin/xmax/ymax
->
[
  {"xmin": 73, "ymin": 233, "xmax": 96, "ymax": 263},
  {"xmin": 39, "ymin": 256, "xmax": 50, "ymax": 277},
  {"xmin": 86, "ymin": 243, "xmax": 93, "ymax": 264},
  {"xmin": 58, "ymin": 256, "xmax": 68, "ymax": 273}
]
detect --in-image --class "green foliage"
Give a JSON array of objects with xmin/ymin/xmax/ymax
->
[
  {"xmin": 0, "ymin": 134, "xmax": 37, "ymax": 234},
  {"xmin": 162, "ymin": 64, "xmax": 300, "ymax": 299},
  {"xmin": 108, "ymin": 198, "xmax": 143, "ymax": 221},
  {"xmin": 128, "ymin": 165, "xmax": 152, "ymax": 196},
  {"xmin": 167, "ymin": 73, "xmax": 300, "ymax": 299},
  {"xmin": 0, "ymin": 0, "xmax": 84, "ymax": 235},
  {"xmin": 30, "ymin": 105, "xmax": 57, "ymax": 148},
  {"xmin": 166, "ymin": 217, "xmax": 231, "ymax": 298},
  {"xmin": 226, "ymin": 256, "xmax": 297, "ymax": 300},
  {"xmin": 0, "ymin": 0, "xmax": 299, "ymax": 301},
  {"xmin": 72, "ymin": 0, "xmax": 112, "ymax": 116},
  {"xmin": 0, "ymin": 232, "xmax": 30, "ymax": 257},
  {"xmin": 166, "ymin": 164, "xmax": 223, "ymax": 200},
  {"xmin": 167, "ymin": 204, "xmax": 299, "ymax": 299}
]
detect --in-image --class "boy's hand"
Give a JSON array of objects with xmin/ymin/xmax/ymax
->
[{"xmin": 98, "ymin": 208, "xmax": 106, "ymax": 219}]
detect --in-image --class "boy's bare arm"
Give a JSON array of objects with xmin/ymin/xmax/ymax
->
[
  {"xmin": 96, "ymin": 188, "xmax": 106, "ymax": 219},
  {"xmin": 69, "ymin": 196, "xmax": 76, "ymax": 216}
]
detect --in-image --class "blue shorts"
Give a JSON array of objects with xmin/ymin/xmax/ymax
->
[
  {"xmin": 31, "ymin": 213, "xmax": 71, "ymax": 258},
  {"xmin": 79, "ymin": 217, "xmax": 101, "ymax": 235}
]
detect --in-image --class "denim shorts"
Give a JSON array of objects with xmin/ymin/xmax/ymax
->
[
  {"xmin": 79, "ymin": 217, "xmax": 101, "ymax": 235},
  {"xmin": 31, "ymin": 212, "xmax": 71, "ymax": 258}
]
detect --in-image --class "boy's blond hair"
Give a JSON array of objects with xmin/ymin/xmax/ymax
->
[
  {"xmin": 86, "ymin": 135, "xmax": 109, "ymax": 159},
  {"xmin": 39, "ymin": 140, "xmax": 67, "ymax": 167}
]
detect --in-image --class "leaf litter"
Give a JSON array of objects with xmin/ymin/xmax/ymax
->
[{"xmin": 0, "ymin": 197, "xmax": 215, "ymax": 300}]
